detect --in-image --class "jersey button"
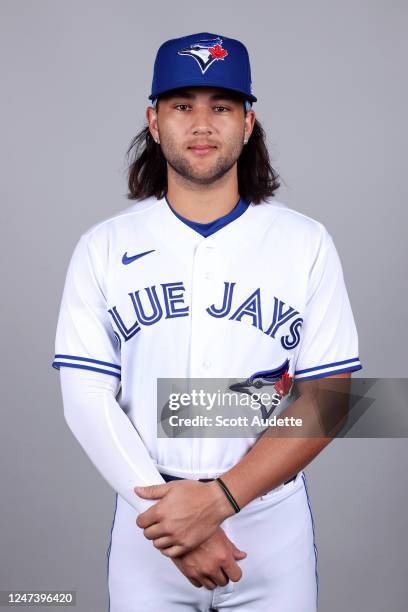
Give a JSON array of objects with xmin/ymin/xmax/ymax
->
[
  {"xmin": 204, "ymin": 271, "xmax": 213, "ymax": 280},
  {"xmin": 202, "ymin": 360, "xmax": 212, "ymax": 370}
]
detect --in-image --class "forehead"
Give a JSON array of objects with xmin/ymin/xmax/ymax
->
[{"xmin": 159, "ymin": 86, "xmax": 244, "ymax": 103}]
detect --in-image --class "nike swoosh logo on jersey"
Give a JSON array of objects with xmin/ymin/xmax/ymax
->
[{"xmin": 122, "ymin": 249, "xmax": 156, "ymax": 265}]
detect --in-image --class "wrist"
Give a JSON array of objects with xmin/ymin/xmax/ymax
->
[{"xmin": 207, "ymin": 480, "xmax": 236, "ymax": 522}]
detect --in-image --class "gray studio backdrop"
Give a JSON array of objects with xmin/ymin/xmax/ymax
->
[{"xmin": 1, "ymin": 1, "xmax": 407, "ymax": 611}]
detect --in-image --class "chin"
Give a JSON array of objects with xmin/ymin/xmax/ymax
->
[{"xmin": 190, "ymin": 172, "xmax": 229, "ymax": 185}]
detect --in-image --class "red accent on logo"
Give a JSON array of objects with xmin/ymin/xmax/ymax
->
[
  {"xmin": 274, "ymin": 372, "xmax": 293, "ymax": 397},
  {"xmin": 209, "ymin": 44, "xmax": 228, "ymax": 60}
]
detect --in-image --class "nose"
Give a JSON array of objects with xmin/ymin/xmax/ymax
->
[{"xmin": 190, "ymin": 106, "xmax": 214, "ymax": 136}]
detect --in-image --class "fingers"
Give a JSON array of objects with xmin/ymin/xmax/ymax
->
[
  {"xmin": 135, "ymin": 509, "xmax": 158, "ymax": 529},
  {"xmin": 141, "ymin": 523, "xmax": 168, "ymax": 541},
  {"xmin": 151, "ymin": 535, "xmax": 173, "ymax": 548},
  {"xmin": 233, "ymin": 547, "xmax": 247, "ymax": 560},
  {"xmin": 173, "ymin": 559, "xmax": 218, "ymax": 590},
  {"xmin": 200, "ymin": 576, "xmax": 219, "ymax": 590},
  {"xmin": 221, "ymin": 559, "xmax": 243, "ymax": 583},
  {"xmin": 169, "ymin": 528, "xmax": 247, "ymax": 591},
  {"xmin": 160, "ymin": 544, "xmax": 187, "ymax": 558},
  {"xmin": 208, "ymin": 568, "xmax": 229, "ymax": 588},
  {"xmin": 192, "ymin": 569, "xmax": 226, "ymax": 590}
]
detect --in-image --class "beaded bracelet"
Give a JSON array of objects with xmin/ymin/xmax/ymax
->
[{"xmin": 215, "ymin": 477, "xmax": 240, "ymax": 513}]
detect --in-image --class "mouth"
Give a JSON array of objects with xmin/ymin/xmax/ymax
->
[{"xmin": 188, "ymin": 145, "xmax": 217, "ymax": 156}]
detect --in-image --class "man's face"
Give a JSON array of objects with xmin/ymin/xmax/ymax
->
[{"xmin": 147, "ymin": 87, "xmax": 255, "ymax": 186}]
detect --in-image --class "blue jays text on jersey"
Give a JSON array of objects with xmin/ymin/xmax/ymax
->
[{"xmin": 108, "ymin": 279, "xmax": 303, "ymax": 351}]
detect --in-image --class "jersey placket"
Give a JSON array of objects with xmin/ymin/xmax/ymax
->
[
  {"xmin": 188, "ymin": 238, "xmax": 218, "ymax": 378},
  {"xmin": 186, "ymin": 237, "xmax": 218, "ymax": 474}
]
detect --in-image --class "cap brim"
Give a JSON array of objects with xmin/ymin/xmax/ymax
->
[{"xmin": 149, "ymin": 82, "xmax": 257, "ymax": 103}]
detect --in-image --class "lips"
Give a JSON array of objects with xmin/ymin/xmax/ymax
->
[{"xmin": 188, "ymin": 144, "xmax": 217, "ymax": 155}]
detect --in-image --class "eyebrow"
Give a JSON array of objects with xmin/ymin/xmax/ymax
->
[{"xmin": 165, "ymin": 89, "xmax": 241, "ymax": 103}]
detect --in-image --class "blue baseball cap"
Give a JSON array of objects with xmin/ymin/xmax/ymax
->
[{"xmin": 149, "ymin": 32, "xmax": 257, "ymax": 106}]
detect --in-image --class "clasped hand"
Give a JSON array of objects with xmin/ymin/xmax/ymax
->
[{"xmin": 134, "ymin": 479, "xmax": 234, "ymax": 558}]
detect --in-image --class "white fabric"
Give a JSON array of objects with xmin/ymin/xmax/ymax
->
[
  {"xmin": 52, "ymin": 196, "xmax": 362, "ymax": 479},
  {"xmin": 60, "ymin": 366, "xmax": 165, "ymax": 512},
  {"xmin": 294, "ymin": 226, "xmax": 361, "ymax": 379}
]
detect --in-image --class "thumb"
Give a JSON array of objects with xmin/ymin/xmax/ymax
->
[
  {"xmin": 233, "ymin": 547, "xmax": 247, "ymax": 560},
  {"xmin": 134, "ymin": 484, "xmax": 169, "ymax": 499}
]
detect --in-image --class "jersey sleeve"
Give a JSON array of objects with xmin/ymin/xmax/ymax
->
[
  {"xmin": 51, "ymin": 233, "xmax": 121, "ymax": 379},
  {"xmin": 293, "ymin": 226, "xmax": 362, "ymax": 380}
]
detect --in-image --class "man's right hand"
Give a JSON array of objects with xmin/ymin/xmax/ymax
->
[{"xmin": 170, "ymin": 526, "xmax": 247, "ymax": 590}]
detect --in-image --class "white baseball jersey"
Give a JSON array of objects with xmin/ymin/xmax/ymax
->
[{"xmin": 52, "ymin": 195, "xmax": 362, "ymax": 479}]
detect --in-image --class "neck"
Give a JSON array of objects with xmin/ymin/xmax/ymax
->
[{"xmin": 165, "ymin": 164, "xmax": 240, "ymax": 223}]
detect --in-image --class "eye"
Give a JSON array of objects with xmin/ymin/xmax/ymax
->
[
  {"xmin": 174, "ymin": 104, "xmax": 191, "ymax": 111},
  {"xmin": 214, "ymin": 106, "xmax": 230, "ymax": 112}
]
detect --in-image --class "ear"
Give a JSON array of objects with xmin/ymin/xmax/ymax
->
[
  {"xmin": 146, "ymin": 106, "xmax": 159, "ymax": 143},
  {"xmin": 244, "ymin": 109, "xmax": 256, "ymax": 144}
]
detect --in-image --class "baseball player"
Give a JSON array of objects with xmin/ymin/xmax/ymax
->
[{"xmin": 52, "ymin": 32, "xmax": 362, "ymax": 611}]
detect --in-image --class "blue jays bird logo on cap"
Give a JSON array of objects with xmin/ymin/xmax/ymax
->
[{"xmin": 178, "ymin": 36, "xmax": 229, "ymax": 74}]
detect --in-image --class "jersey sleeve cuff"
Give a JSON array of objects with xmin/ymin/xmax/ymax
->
[
  {"xmin": 294, "ymin": 357, "xmax": 362, "ymax": 381},
  {"xmin": 51, "ymin": 354, "xmax": 121, "ymax": 379}
]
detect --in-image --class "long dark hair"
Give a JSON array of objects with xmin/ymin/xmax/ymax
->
[{"xmin": 125, "ymin": 112, "xmax": 280, "ymax": 204}]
